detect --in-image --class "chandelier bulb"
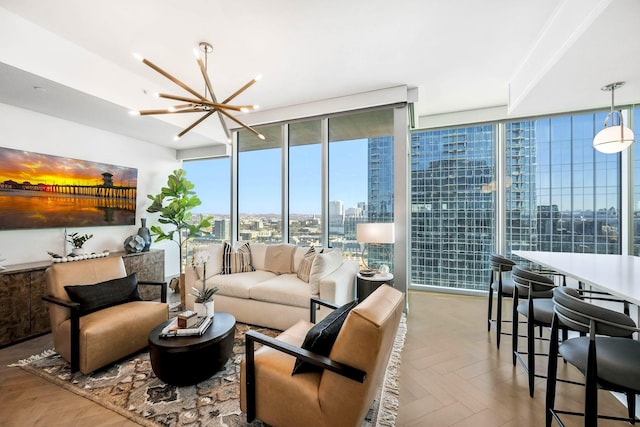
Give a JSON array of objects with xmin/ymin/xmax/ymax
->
[
  {"xmin": 173, "ymin": 135, "xmax": 181, "ymax": 141},
  {"xmin": 254, "ymin": 74, "xmax": 263, "ymax": 81},
  {"xmin": 132, "ymin": 52, "xmax": 143, "ymax": 62},
  {"xmin": 128, "ymin": 110, "xmax": 140, "ymax": 116},
  {"xmin": 258, "ymin": 134, "xmax": 266, "ymax": 140}
]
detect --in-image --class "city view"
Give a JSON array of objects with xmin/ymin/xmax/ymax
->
[{"xmin": 183, "ymin": 107, "xmax": 638, "ymax": 292}]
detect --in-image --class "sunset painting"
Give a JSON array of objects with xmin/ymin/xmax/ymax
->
[{"xmin": 0, "ymin": 147, "xmax": 138, "ymax": 230}]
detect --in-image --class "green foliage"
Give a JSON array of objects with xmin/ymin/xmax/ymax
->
[
  {"xmin": 189, "ymin": 286, "xmax": 219, "ymax": 303},
  {"xmin": 146, "ymin": 169, "xmax": 213, "ymax": 271},
  {"xmin": 67, "ymin": 232, "xmax": 93, "ymax": 249}
]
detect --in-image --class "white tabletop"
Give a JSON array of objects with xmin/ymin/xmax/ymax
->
[
  {"xmin": 357, "ymin": 272, "xmax": 394, "ymax": 281},
  {"xmin": 513, "ymin": 251, "xmax": 640, "ymax": 306}
]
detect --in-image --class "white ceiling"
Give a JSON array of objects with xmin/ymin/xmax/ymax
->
[{"xmin": 1, "ymin": 0, "xmax": 639, "ymax": 151}]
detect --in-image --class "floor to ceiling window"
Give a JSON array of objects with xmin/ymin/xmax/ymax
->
[
  {"xmin": 632, "ymin": 107, "xmax": 640, "ymax": 255},
  {"xmin": 506, "ymin": 112, "xmax": 621, "ymax": 260},
  {"xmin": 410, "ymin": 125, "xmax": 495, "ymax": 291},
  {"xmin": 289, "ymin": 120, "xmax": 322, "ymax": 246},
  {"xmin": 328, "ymin": 109, "xmax": 394, "ymax": 267},
  {"xmin": 237, "ymin": 125, "xmax": 283, "ymax": 243}
]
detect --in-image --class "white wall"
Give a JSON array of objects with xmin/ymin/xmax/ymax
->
[{"xmin": 0, "ymin": 103, "xmax": 182, "ymax": 277}]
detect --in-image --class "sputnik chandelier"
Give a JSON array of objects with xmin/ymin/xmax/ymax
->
[{"xmin": 130, "ymin": 42, "xmax": 264, "ymax": 142}]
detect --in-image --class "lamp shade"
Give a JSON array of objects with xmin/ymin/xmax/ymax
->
[
  {"xmin": 593, "ymin": 125, "xmax": 635, "ymax": 154},
  {"xmin": 356, "ymin": 223, "xmax": 395, "ymax": 244}
]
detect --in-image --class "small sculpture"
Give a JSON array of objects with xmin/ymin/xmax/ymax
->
[{"xmin": 124, "ymin": 235, "xmax": 145, "ymax": 254}]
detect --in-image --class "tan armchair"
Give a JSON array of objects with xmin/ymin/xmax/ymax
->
[
  {"xmin": 240, "ymin": 284, "xmax": 404, "ymax": 427},
  {"xmin": 43, "ymin": 256, "xmax": 168, "ymax": 374}
]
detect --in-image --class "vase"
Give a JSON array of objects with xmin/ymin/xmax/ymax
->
[{"xmin": 137, "ymin": 218, "xmax": 152, "ymax": 252}]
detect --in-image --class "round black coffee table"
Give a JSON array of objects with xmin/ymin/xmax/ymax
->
[{"xmin": 148, "ymin": 312, "xmax": 236, "ymax": 386}]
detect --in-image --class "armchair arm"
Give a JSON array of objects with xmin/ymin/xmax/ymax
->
[
  {"xmin": 137, "ymin": 280, "xmax": 167, "ymax": 303},
  {"xmin": 41, "ymin": 295, "xmax": 81, "ymax": 372},
  {"xmin": 244, "ymin": 330, "xmax": 366, "ymax": 422},
  {"xmin": 309, "ymin": 296, "xmax": 341, "ymax": 323}
]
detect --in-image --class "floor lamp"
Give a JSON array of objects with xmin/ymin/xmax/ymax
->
[{"xmin": 356, "ymin": 223, "xmax": 395, "ymax": 274}]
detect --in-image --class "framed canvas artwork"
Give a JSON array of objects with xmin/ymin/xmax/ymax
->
[{"xmin": 0, "ymin": 147, "xmax": 138, "ymax": 230}]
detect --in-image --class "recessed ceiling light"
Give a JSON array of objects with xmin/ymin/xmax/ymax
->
[{"xmin": 33, "ymin": 86, "xmax": 47, "ymax": 92}]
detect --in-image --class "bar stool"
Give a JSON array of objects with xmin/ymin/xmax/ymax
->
[
  {"xmin": 487, "ymin": 254, "xmax": 516, "ymax": 349},
  {"xmin": 546, "ymin": 286, "xmax": 640, "ymax": 427},
  {"xmin": 512, "ymin": 265, "xmax": 556, "ymax": 397}
]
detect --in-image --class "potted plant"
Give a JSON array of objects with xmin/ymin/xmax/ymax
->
[
  {"xmin": 190, "ymin": 250, "xmax": 218, "ymax": 317},
  {"xmin": 146, "ymin": 169, "xmax": 213, "ymax": 305},
  {"xmin": 67, "ymin": 232, "xmax": 93, "ymax": 255}
]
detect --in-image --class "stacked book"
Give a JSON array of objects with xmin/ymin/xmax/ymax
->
[{"xmin": 159, "ymin": 311, "xmax": 212, "ymax": 338}]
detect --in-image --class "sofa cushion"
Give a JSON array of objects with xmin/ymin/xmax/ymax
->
[
  {"xmin": 64, "ymin": 273, "xmax": 142, "ymax": 316},
  {"xmin": 296, "ymin": 247, "xmax": 317, "ymax": 283},
  {"xmin": 192, "ymin": 244, "xmax": 224, "ymax": 278},
  {"xmin": 209, "ymin": 270, "xmax": 277, "ymax": 299},
  {"xmin": 249, "ymin": 274, "xmax": 312, "ymax": 308},
  {"xmin": 249, "ymin": 242, "xmax": 268, "ymax": 271},
  {"xmin": 291, "ymin": 299, "xmax": 358, "ymax": 375},
  {"xmin": 292, "ymin": 246, "xmax": 313, "ymax": 273},
  {"xmin": 222, "ymin": 242, "xmax": 255, "ymax": 274},
  {"xmin": 308, "ymin": 249, "xmax": 343, "ymax": 295},
  {"xmin": 264, "ymin": 243, "xmax": 296, "ymax": 274}
]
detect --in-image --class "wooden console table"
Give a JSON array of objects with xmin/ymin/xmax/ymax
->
[{"xmin": 0, "ymin": 249, "xmax": 165, "ymax": 347}]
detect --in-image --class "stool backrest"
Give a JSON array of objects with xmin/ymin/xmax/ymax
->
[
  {"xmin": 552, "ymin": 287, "xmax": 637, "ymax": 337},
  {"xmin": 489, "ymin": 254, "xmax": 515, "ymax": 273},
  {"xmin": 512, "ymin": 265, "xmax": 555, "ymax": 298}
]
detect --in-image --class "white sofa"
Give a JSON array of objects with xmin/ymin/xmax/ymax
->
[{"xmin": 185, "ymin": 242, "xmax": 359, "ymax": 330}]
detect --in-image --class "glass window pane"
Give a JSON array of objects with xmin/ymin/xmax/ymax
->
[
  {"xmin": 238, "ymin": 125, "xmax": 282, "ymax": 243},
  {"xmin": 329, "ymin": 109, "xmax": 394, "ymax": 268},
  {"xmin": 410, "ymin": 125, "xmax": 495, "ymax": 290},
  {"xmin": 289, "ymin": 120, "xmax": 322, "ymax": 246}
]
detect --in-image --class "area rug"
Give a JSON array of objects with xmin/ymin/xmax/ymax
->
[{"xmin": 11, "ymin": 315, "xmax": 406, "ymax": 427}]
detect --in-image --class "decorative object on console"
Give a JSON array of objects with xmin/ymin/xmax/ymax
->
[
  {"xmin": 136, "ymin": 218, "xmax": 152, "ymax": 251},
  {"xmin": 0, "ymin": 147, "xmax": 137, "ymax": 230},
  {"xmin": 48, "ymin": 250, "xmax": 109, "ymax": 263},
  {"xmin": 356, "ymin": 222, "xmax": 395, "ymax": 271},
  {"xmin": 124, "ymin": 234, "xmax": 145, "ymax": 253},
  {"xmin": 147, "ymin": 169, "xmax": 213, "ymax": 307},
  {"xmin": 130, "ymin": 41, "xmax": 264, "ymax": 142},
  {"xmin": 593, "ymin": 82, "xmax": 635, "ymax": 153},
  {"xmin": 66, "ymin": 232, "xmax": 93, "ymax": 255}
]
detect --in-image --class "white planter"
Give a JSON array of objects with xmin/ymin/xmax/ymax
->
[{"xmin": 194, "ymin": 301, "xmax": 214, "ymax": 318}]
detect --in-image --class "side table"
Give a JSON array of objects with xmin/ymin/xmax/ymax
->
[{"xmin": 357, "ymin": 272, "xmax": 394, "ymax": 302}]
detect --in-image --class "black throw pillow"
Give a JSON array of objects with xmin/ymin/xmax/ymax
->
[
  {"xmin": 292, "ymin": 300, "xmax": 358, "ymax": 375},
  {"xmin": 64, "ymin": 273, "xmax": 142, "ymax": 316}
]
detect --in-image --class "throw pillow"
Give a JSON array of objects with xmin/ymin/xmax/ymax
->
[
  {"xmin": 291, "ymin": 299, "xmax": 358, "ymax": 375},
  {"xmin": 296, "ymin": 246, "xmax": 317, "ymax": 283},
  {"xmin": 64, "ymin": 273, "xmax": 142, "ymax": 316},
  {"xmin": 264, "ymin": 243, "xmax": 296, "ymax": 274},
  {"xmin": 308, "ymin": 249, "xmax": 343, "ymax": 295},
  {"xmin": 192, "ymin": 244, "xmax": 224, "ymax": 279},
  {"xmin": 221, "ymin": 242, "xmax": 255, "ymax": 274}
]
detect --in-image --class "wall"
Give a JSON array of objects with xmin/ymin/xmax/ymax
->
[{"xmin": 0, "ymin": 103, "xmax": 182, "ymax": 277}]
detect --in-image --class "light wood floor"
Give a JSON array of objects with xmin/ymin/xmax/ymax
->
[{"xmin": 0, "ymin": 291, "xmax": 632, "ymax": 426}]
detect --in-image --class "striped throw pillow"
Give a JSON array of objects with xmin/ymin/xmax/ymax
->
[
  {"xmin": 221, "ymin": 242, "xmax": 255, "ymax": 274},
  {"xmin": 296, "ymin": 246, "xmax": 317, "ymax": 283}
]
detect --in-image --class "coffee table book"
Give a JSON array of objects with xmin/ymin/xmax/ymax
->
[{"xmin": 159, "ymin": 316, "xmax": 212, "ymax": 338}]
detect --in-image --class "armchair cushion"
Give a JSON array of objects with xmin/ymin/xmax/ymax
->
[
  {"xmin": 64, "ymin": 273, "xmax": 142, "ymax": 316},
  {"xmin": 292, "ymin": 299, "xmax": 358, "ymax": 375}
]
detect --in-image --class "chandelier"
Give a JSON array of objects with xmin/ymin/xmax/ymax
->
[{"xmin": 130, "ymin": 42, "xmax": 264, "ymax": 142}]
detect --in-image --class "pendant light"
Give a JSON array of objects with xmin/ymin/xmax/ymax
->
[{"xmin": 593, "ymin": 82, "xmax": 634, "ymax": 154}]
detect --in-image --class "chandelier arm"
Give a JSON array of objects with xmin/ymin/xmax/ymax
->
[
  {"xmin": 177, "ymin": 111, "xmax": 216, "ymax": 139},
  {"xmin": 157, "ymin": 93, "xmax": 248, "ymax": 112},
  {"xmin": 141, "ymin": 57, "xmax": 208, "ymax": 101},
  {"xmin": 196, "ymin": 58, "xmax": 216, "ymax": 101},
  {"xmin": 222, "ymin": 77, "xmax": 259, "ymax": 104},
  {"xmin": 138, "ymin": 108, "xmax": 199, "ymax": 115},
  {"xmin": 216, "ymin": 108, "xmax": 264, "ymax": 140}
]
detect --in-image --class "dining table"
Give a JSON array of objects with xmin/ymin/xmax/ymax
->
[{"xmin": 513, "ymin": 250, "xmax": 640, "ymax": 306}]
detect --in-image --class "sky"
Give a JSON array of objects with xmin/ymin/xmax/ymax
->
[{"xmin": 184, "ymin": 138, "xmax": 369, "ymax": 215}]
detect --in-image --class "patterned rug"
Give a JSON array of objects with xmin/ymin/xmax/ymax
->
[{"xmin": 11, "ymin": 316, "xmax": 406, "ymax": 427}]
